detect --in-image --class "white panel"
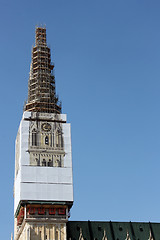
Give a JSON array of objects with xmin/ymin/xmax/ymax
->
[
  {"xmin": 23, "ymin": 111, "xmax": 31, "ymax": 119},
  {"xmin": 21, "ymin": 166, "xmax": 73, "ymax": 184},
  {"xmin": 61, "ymin": 114, "xmax": 67, "ymax": 122},
  {"xmin": 19, "ymin": 119, "xmax": 30, "ymax": 166},
  {"xmin": 14, "ymin": 171, "xmax": 21, "ymax": 214},
  {"xmin": 20, "ymin": 182, "xmax": 73, "ymax": 202},
  {"xmin": 64, "ymin": 153, "xmax": 72, "ymax": 168},
  {"xmin": 63, "ymin": 123, "xmax": 72, "ymax": 168},
  {"xmin": 63, "ymin": 123, "xmax": 71, "ymax": 136},
  {"xmin": 64, "ymin": 142, "xmax": 72, "ymax": 153}
]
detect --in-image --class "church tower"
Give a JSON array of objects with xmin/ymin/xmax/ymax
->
[{"xmin": 14, "ymin": 27, "xmax": 73, "ymax": 240}]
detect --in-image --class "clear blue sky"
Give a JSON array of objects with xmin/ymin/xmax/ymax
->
[{"xmin": 1, "ymin": 0, "xmax": 160, "ymax": 238}]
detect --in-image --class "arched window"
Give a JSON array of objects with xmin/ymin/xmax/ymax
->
[
  {"xmin": 56, "ymin": 129, "xmax": 61, "ymax": 147},
  {"xmin": 35, "ymin": 158, "xmax": 40, "ymax": 166},
  {"xmin": 48, "ymin": 159, "xmax": 52, "ymax": 167},
  {"xmin": 52, "ymin": 132, "xmax": 54, "ymax": 147},
  {"xmin": 58, "ymin": 160, "xmax": 61, "ymax": 167},
  {"xmin": 45, "ymin": 136, "xmax": 49, "ymax": 145},
  {"xmin": 61, "ymin": 133, "xmax": 64, "ymax": 148},
  {"xmin": 32, "ymin": 129, "xmax": 37, "ymax": 146},
  {"xmin": 55, "ymin": 159, "xmax": 61, "ymax": 167},
  {"xmin": 42, "ymin": 159, "xmax": 46, "ymax": 166},
  {"xmin": 56, "ymin": 132, "xmax": 59, "ymax": 147}
]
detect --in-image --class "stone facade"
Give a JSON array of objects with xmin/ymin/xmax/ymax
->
[
  {"xmin": 29, "ymin": 113, "xmax": 65, "ymax": 168},
  {"xmin": 16, "ymin": 222, "xmax": 66, "ymax": 240}
]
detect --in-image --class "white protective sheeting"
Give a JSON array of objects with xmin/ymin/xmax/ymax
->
[
  {"xmin": 14, "ymin": 112, "xmax": 73, "ymax": 214},
  {"xmin": 20, "ymin": 182, "xmax": 73, "ymax": 202}
]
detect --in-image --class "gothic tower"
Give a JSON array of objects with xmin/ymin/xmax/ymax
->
[{"xmin": 14, "ymin": 27, "xmax": 73, "ymax": 240}]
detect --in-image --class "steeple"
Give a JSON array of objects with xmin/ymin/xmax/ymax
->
[
  {"xmin": 25, "ymin": 27, "xmax": 61, "ymax": 113},
  {"xmin": 14, "ymin": 27, "xmax": 73, "ymax": 240}
]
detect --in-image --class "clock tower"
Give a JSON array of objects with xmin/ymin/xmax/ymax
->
[{"xmin": 14, "ymin": 27, "xmax": 73, "ymax": 240}]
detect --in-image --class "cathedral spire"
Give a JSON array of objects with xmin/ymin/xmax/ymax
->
[
  {"xmin": 25, "ymin": 27, "xmax": 61, "ymax": 113},
  {"xmin": 14, "ymin": 27, "xmax": 73, "ymax": 240}
]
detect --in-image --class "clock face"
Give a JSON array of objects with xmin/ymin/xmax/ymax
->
[{"xmin": 41, "ymin": 123, "xmax": 51, "ymax": 132}]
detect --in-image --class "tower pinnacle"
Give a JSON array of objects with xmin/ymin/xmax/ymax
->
[
  {"xmin": 14, "ymin": 27, "xmax": 73, "ymax": 240},
  {"xmin": 25, "ymin": 27, "xmax": 61, "ymax": 113}
]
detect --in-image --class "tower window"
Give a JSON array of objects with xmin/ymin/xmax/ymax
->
[
  {"xmin": 45, "ymin": 136, "xmax": 49, "ymax": 145},
  {"xmin": 56, "ymin": 159, "xmax": 61, "ymax": 167},
  {"xmin": 42, "ymin": 159, "xmax": 46, "ymax": 166},
  {"xmin": 56, "ymin": 133, "xmax": 59, "ymax": 147},
  {"xmin": 32, "ymin": 130, "xmax": 37, "ymax": 146},
  {"xmin": 48, "ymin": 159, "xmax": 52, "ymax": 167},
  {"xmin": 61, "ymin": 133, "xmax": 64, "ymax": 148},
  {"xmin": 52, "ymin": 132, "xmax": 54, "ymax": 147},
  {"xmin": 35, "ymin": 158, "xmax": 40, "ymax": 166}
]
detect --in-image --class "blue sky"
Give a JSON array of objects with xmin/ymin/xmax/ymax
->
[{"xmin": 1, "ymin": 0, "xmax": 160, "ymax": 239}]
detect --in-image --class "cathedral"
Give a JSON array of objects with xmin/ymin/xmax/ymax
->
[{"xmin": 13, "ymin": 27, "xmax": 160, "ymax": 240}]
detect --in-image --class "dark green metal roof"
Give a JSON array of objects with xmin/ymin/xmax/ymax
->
[{"xmin": 67, "ymin": 221, "xmax": 160, "ymax": 240}]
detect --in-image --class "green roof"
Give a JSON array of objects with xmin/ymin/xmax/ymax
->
[{"xmin": 67, "ymin": 221, "xmax": 160, "ymax": 240}]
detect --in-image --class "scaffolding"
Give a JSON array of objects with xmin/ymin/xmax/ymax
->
[{"xmin": 25, "ymin": 27, "xmax": 61, "ymax": 113}]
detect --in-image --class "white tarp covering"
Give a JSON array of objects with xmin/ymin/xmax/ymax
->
[{"xmin": 14, "ymin": 112, "xmax": 73, "ymax": 214}]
